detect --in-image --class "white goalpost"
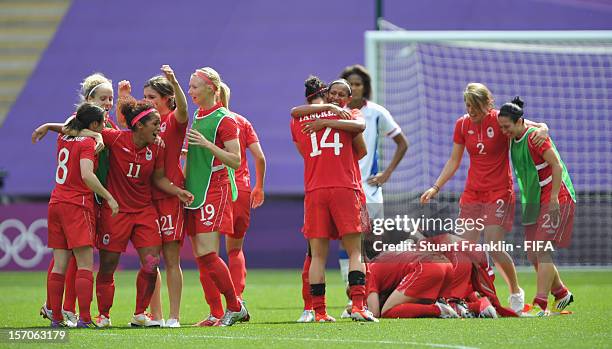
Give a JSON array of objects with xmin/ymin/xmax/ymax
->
[{"xmin": 365, "ymin": 30, "xmax": 612, "ymax": 265}]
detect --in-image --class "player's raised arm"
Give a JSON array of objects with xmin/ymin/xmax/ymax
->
[{"xmin": 161, "ymin": 64, "xmax": 188, "ymax": 124}]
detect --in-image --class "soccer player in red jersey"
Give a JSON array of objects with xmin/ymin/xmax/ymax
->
[
  {"xmin": 420, "ymin": 83, "xmax": 550, "ymax": 314},
  {"xmin": 32, "ymin": 73, "xmax": 116, "ymax": 326},
  {"xmin": 94, "ymin": 97, "xmax": 193, "ymax": 327},
  {"xmin": 291, "ymin": 79, "xmax": 376, "ymax": 322},
  {"xmin": 42, "ymin": 103, "xmax": 118, "ymax": 328},
  {"xmin": 195, "ymin": 81, "xmax": 266, "ymax": 325},
  {"xmin": 185, "ymin": 67, "xmax": 248, "ymax": 327},
  {"xmin": 366, "ymin": 249, "xmax": 459, "ymax": 319},
  {"xmin": 498, "ymin": 97, "xmax": 575, "ymax": 316},
  {"xmin": 291, "ymin": 76, "xmax": 367, "ymax": 322},
  {"xmin": 118, "ymin": 65, "xmax": 189, "ymax": 327}
]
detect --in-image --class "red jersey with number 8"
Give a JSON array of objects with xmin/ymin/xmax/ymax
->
[
  {"xmin": 100, "ymin": 129, "xmax": 164, "ymax": 212},
  {"xmin": 453, "ymin": 109, "xmax": 512, "ymax": 192},
  {"xmin": 291, "ymin": 109, "xmax": 363, "ymax": 192},
  {"xmin": 49, "ymin": 134, "xmax": 97, "ymax": 209}
]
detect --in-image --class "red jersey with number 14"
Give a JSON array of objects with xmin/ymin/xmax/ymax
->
[
  {"xmin": 453, "ymin": 109, "xmax": 512, "ymax": 192},
  {"xmin": 291, "ymin": 109, "xmax": 363, "ymax": 192},
  {"xmin": 49, "ymin": 134, "xmax": 97, "ymax": 209},
  {"xmin": 101, "ymin": 129, "xmax": 165, "ymax": 212}
]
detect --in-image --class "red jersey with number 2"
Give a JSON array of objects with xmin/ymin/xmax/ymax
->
[
  {"xmin": 291, "ymin": 109, "xmax": 363, "ymax": 192},
  {"xmin": 100, "ymin": 129, "xmax": 164, "ymax": 212},
  {"xmin": 453, "ymin": 109, "xmax": 512, "ymax": 191}
]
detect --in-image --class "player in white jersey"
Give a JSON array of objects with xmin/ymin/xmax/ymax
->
[{"xmin": 336, "ymin": 64, "xmax": 408, "ymax": 317}]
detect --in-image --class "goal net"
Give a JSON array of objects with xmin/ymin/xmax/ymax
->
[{"xmin": 365, "ymin": 30, "xmax": 612, "ymax": 266}]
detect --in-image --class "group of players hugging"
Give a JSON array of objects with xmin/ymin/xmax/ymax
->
[{"xmin": 32, "ymin": 63, "xmax": 575, "ymax": 328}]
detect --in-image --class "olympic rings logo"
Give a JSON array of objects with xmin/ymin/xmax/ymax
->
[{"xmin": 0, "ymin": 218, "xmax": 51, "ymax": 269}]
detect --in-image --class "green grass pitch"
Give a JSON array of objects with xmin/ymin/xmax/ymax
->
[{"xmin": 0, "ymin": 269, "xmax": 611, "ymax": 348}]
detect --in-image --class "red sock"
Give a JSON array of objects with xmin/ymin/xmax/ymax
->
[
  {"xmin": 197, "ymin": 263, "xmax": 224, "ymax": 318},
  {"xmin": 95, "ymin": 272, "xmax": 115, "ymax": 318},
  {"xmin": 63, "ymin": 256, "xmax": 77, "ymax": 313},
  {"xmin": 312, "ymin": 295, "xmax": 326, "ymax": 316},
  {"xmin": 382, "ymin": 303, "xmax": 441, "ymax": 318},
  {"xmin": 533, "ymin": 296, "xmax": 548, "ymax": 311},
  {"xmin": 48, "ymin": 273, "xmax": 65, "ymax": 322},
  {"xmin": 467, "ymin": 301, "xmax": 481, "ymax": 314},
  {"xmin": 228, "ymin": 249, "xmax": 246, "ymax": 298},
  {"xmin": 46, "ymin": 258, "xmax": 54, "ymax": 307},
  {"xmin": 135, "ymin": 268, "xmax": 158, "ymax": 315},
  {"xmin": 302, "ymin": 255, "xmax": 312, "ymax": 310},
  {"xmin": 196, "ymin": 253, "xmax": 240, "ymax": 312},
  {"xmin": 551, "ymin": 285, "xmax": 569, "ymax": 300},
  {"xmin": 75, "ymin": 269, "xmax": 93, "ymax": 322},
  {"xmin": 349, "ymin": 285, "xmax": 366, "ymax": 310}
]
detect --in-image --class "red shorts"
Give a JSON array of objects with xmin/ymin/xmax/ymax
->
[
  {"xmin": 232, "ymin": 190, "xmax": 251, "ymax": 239},
  {"xmin": 397, "ymin": 261, "xmax": 453, "ymax": 300},
  {"xmin": 439, "ymin": 254, "xmax": 473, "ymax": 299},
  {"xmin": 186, "ymin": 181, "xmax": 234, "ymax": 236},
  {"xmin": 98, "ymin": 206, "xmax": 161, "ymax": 252},
  {"xmin": 154, "ymin": 196, "xmax": 185, "ymax": 243},
  {"xmin": 303, "ymin": 187, "xmax": 367, "ymax": 240},
  {"xmin": 459, "ymin": 187, "xmax": 515, "ymax": 232},
  {"xmin": 525, "ymin": 192, "xmax": 575, "ymax": 249},
  {"xmin": 47, "ymin": 203, "xmax": 95, "ymax": 249}
]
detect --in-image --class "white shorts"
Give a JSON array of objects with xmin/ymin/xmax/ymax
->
[{"xmin": 362, "ymin": 182, "xmax": 384, "ymax": 219}]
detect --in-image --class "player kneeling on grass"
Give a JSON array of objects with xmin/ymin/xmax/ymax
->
[
  {"xmin": 498, "ymin": 97, "xmax": 575, "ymax": 317},
  {"xmin": 39, "ymin": 103, "xmax": 119, "ymax": 328},
  {"xmin": 366, "ymin": 231, "xmax": 518, "ymax": 319}
]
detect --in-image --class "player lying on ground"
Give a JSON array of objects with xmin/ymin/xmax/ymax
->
[{"xmin": 366, "ymin": 233, "xmax": 517, "ymax": 319}]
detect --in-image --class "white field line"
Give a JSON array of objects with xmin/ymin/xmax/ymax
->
[{"xmin": 98, "ymin": 332, "xmax": 478, "ymax": 349}]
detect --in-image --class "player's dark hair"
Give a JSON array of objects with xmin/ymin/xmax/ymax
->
[
  {"xmin": 305, "ymin": 75, "xmax": 327, "ymax": 103},
  {"xmin": 144, "ymin": 75, "xmax": 176, "ymax": 110},
  {"xmin": 499, "ymin": 96, "xmax": 524, "ymax": 123},
  {"xmin": 118, "ymin": 96, "xmax": 157, "ymax": 131},
  {"xmin": 340, "ymin": 64, "xmax": 371, "ymax": 100},
  {"xmin": 65, "ymin": 102, "xmax": 105, "ymax": 131}
]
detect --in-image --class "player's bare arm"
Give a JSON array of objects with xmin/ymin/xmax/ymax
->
[
  {"xmin": 367, "ymin": 132, "xmax": 408, "ymax": 187},
  {"xmin": 161, "ymin": 64, "xmax": 188, "ymax": 124},
  {"xmin": 152, "ymin": 168, "xmax": 194, "ymax": 205},
  {"xmin": 80, "ymin": 158, "xmax": 118, "ymax": 216},
  {"xmin": 248, "ymin": 142, "xmax": 266, "ymax": 208},
  {"xmin": 524, "ymin": 119, "xmax": 549, "ymax": 147},
  {"xmin": 290, "ymin": 103, "xmax": 351, "ymax": 119},
  {"xmin": 302, "ymin": 118, "xmax": 365, "ymax": 135}
]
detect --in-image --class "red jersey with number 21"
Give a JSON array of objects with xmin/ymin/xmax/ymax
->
[
  {"xmin": 453, "ymin": 109, "xmax": 512, "ymax": 192},
  {"xmin": 291, "ymin": 109, "xmax": 363, "ymax": 192},
  {"xmin": 100, "ymin": 129, "xmax": 165, "ymax": 212}
]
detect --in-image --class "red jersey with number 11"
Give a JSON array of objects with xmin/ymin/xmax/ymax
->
[
  {"xmin": 100, "ymin": 129, "xmax": 164, "ymax": 212},
  {"xmin": 291, "ymin": 109, "xmax": 362, "ymax": 192}
]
